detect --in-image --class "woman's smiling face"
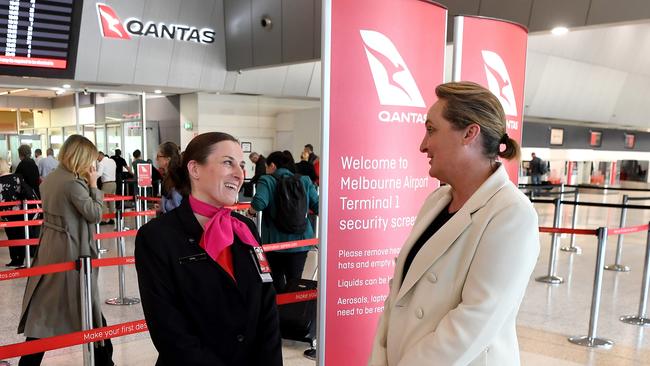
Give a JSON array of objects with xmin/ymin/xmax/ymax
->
[{"xmin": 190, "ymin": 140, "xmax": 245, "ymax": 207}]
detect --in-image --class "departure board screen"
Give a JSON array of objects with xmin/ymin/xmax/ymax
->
[{"xmin": 0, "ymin": 0, "xmax": 81, "ymax": 77}]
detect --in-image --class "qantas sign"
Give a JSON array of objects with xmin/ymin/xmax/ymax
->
[
  {"xmin": 360, "ymin": 29, "xmax": 427, "ymax": 124},
  {"xmin": 481, "ymin": 50, "xmax": 517, "ymax": 117},
  {"xmin": 96, "ymin": 3, "xmax": 216, "ymax": 44}
]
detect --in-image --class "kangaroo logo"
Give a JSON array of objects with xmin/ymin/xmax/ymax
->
[
  {"xmin": 96, "ymin": 3, "xmax": 130, "ymax": 40},
  {"xmin": 360, "ymin": 30, "xmax": 425, "ymax": 108},
  {"xmin": 481, "ymin": 50, "xmax": 517, "ymax": 117}
]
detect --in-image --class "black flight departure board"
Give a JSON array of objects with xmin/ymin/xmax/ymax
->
[{"xmin": 0, "ymin": 0, "xmax": 81, "ymax": 78}]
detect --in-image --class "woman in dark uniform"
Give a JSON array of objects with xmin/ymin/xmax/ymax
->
[{"xmin": 135, "ymin": 132, "xmax": 283, "ymax": 366}]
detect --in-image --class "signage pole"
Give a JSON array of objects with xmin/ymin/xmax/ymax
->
[
  {"xmin": 318, "ymin": 1, "xmax": 332, "ymax": 364},
  {"xmin": 141, "ymin": 92, "xmax": 147, "ymax": 161},
  {"xmin": 74, "ymin": 92, "xmax": 81, "ymax": 134}
]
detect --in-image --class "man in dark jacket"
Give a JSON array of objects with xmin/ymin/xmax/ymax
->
[{"xmin": 15, "ymin": 145, "xmax": 40, "ymax": 198}]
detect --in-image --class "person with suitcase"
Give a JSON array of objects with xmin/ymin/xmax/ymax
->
[{"xmin": 248, "ymin": 150, "xmax": 319, "ymax": 292}]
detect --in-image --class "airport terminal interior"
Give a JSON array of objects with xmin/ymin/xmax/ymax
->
[{"xmin": 0, "ymin": 0, "xmax": 650, "ymax": 365}]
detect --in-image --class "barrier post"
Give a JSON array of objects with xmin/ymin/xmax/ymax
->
[
  {"xmin": 157, "ymin": 180, "xmax": 162, "ymax": 198},
  {"xmin": 536, "ymin": 198, "xmax": 564, "ymax": 284},
  {"xmin": 22, "ymin": 201, "xmax": 32, "ymax": 268},
  {"xmin": 562, "ymin": 191, "xmax": 582, "ymax": 254},
  {"xmin": 568, "ymin": 227, "xmax": 614, "ymax": 349},
  {"xmin": 79, "ymin": 255, "xmax": 95, "ymax": 365},
  {"xmin": 135, "ymin": 187, "xmax": 142, "ymax": 229},
  {"xmin": 142, "ymin": 187, "xmax": 149, "ymax": 225},
  {"xmin": 95, "ymin": 222, "xmax": 107, "ymax": 255},
  {"xmin": 105, "ymin": 210, "xmax": 140, "ymax": 306},
  {"xmin": 256, "ymin": 210, "xmax": 263, "ymax": 238},
  {"xmin": 620, "ymin": 222, "xmax": 650, "ymax": 326},
  {"xmin": 605, "ymin": 194, "xmax": 631, "ymax": 272}
]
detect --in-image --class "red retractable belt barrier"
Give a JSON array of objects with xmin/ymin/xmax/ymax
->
[
  {"xmin": 276, "ymin": 289, "xmax": 318, "ymax": 305},
  {"xmin": 102, "ymin": 195, "xmax": 134, "ymax": 202},
  {"xmin": 121, "ymin": 210, "xmax": 156, "ymax": 218},
  {"xmin": 539, "ymin": 227, "xmax": 598, "ymax": 235},
  {"xmin": 0, "ymin": 238, "xmax": 39, "ymax": 247},
  {"xmin": 92, "ymin": 256, "xmax": 135, "ymax": 267},
  {"xmin": 608, "ymin": 224, "xmax": 649, "ymax": 235},
  {"xmin": 0, "ymin": 220, "xmax": 42, "ymax": 228},
  {"xmin": 262, "ymin": 238, "xmax": 318, "ymax": 252},
  {"xmin": 0, "ymin": 320, "xmax": 149, "ymax": 359},
  {"xmin": 0, "ymin": 201, "xmax": 22, "ymax": 207},
  {"xmin": 0, "ymin": 261, "xmax": 76, "ymax": 281},
  {"xmin": 94, "ymin": 230, "xmax": 138, "ymax": 240},
  {"xmin": 0, "ymin": 208, "xmax": 42, "ymax": 217},
  {"xmin": 226, "ymin": 203, "xmax": 251, "ymax": 210},
  {"xmin": 23, "ymin": 200, "xmax": 41, "ymax": 205}
]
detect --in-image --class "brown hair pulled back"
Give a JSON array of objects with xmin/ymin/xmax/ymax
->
[
  {"xmin": 158, "ymin": 141, "xmax": 181, "ymax": 195},
  {"xmin": 176, "ymin": 132, "xmax": 239, "ymax": 196},
  {"xmin": 435, "ymin": 81, "xmax": 520, "ymax": 161}
]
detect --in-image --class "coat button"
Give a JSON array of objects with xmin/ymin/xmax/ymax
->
[
  {"xmin": 236, "ymin": 334, "xmax": 245, "ymax": 342},
  {"xmin": 427, "ymin": 273, "xmax": 438, "ymax": 283},
  {"xmin": 415, "ymin": 307, "xmax": 424, "ymax": 319}
]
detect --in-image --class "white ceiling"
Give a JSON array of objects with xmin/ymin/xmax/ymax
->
[
  {"xmin": 1, "ymin": 21, "xmax": 650, "ymax": 128},
  {"xmin": 525, "ymin": 21, "xmax": 650, "ymax": 130}
]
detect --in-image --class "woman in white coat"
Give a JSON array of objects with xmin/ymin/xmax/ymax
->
[{"xmin": 369, "ymin": 81, "xmax": 540, "ymax": 366}]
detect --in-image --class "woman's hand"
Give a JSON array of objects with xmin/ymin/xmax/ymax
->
[{"xmin": 87, "ymin": 165, "xmax": 99, "ymax": 188}]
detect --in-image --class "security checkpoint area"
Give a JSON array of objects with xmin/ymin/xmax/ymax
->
[{"xmin": 0, "ymin": 0, "xmax": 650, "ymax": 365}]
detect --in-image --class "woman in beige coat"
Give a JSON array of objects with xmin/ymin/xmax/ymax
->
[
  {"xmin": 18, "ymin": 135, "xmax": 113, "ymax": 365},
  {"xmin": 369, "ymin": 82, "xmax": 540, "ymax": 366}
]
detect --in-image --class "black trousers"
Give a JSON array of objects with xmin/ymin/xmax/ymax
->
[
  {"xmin": 19, "ymin": 316, "xmax": 114, "ymax": 366},
  {"xmin": 266, "ymin": 251, "xmax": 309, "ymax": 293},
  {"xmin": 5, "ymin": 226, "xmax": 35, "ymax": 265}
]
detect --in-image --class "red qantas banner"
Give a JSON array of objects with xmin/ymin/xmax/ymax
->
[
  {"xmin": 453, "ymin": 16, "xmax": 528, "ymax": 183},
  {"xmin": 322, "ymin": 1, "xmax": 446, "ymax": 364},
  {"xmin": 137, "ymin": 163, "xmax": 152, "ymax": 187}
]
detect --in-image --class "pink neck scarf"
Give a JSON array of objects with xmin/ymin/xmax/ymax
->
[{"xmin": 188, "ymin": 195, "xmax": 258, "ymax": 262}]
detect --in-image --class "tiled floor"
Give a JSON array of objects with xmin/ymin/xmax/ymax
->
[{"xmin": 0, "ymin": 190, "xmax": 649, "ymax": 365}]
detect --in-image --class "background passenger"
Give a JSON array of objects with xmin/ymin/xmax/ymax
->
[
  {"xmin": 156, "ymin": 141, "xmax": 182, "ymax": 214},
  {"xmin": 37, "ymin": 148, "xmax": 58, "ymax": 178},
  {"xmin": 135, "ymin": 132, "xmax": 282, "ymax": 366},
  {"xmin": 369, "ymin": 82, "xmax": 540, "ymax": 366},
  {"xmin": 96, "ymin": 151, "xmax": 116, "ymax": 225},
  {"xmin": 0, "ymin": 158, "xmax": 38, "ymax": 268},
  {"xmin": 249, "ymin": 151, "xmax": 319, "ymax": 292},
  {"xmin": 15, "ymin": 145, "xmax": 40, "ymax": 198},
  {"xmin": 18, "ymin": 135, "xmax": 113, "ymax": 366}
]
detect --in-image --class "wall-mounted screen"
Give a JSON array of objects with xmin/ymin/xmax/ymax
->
[
  {"xmin": 550, "ymin": 127, "xmax": 564, "ymax": 146},
  {"xmin": 0, "ymin": 0, "xmax": 82, "ymax": 78},
  {"xmin": 589, "ymin": 130, "xmax": 602, "ymax": 147},
  {"xmin": 624, "ymin": 133, "xmax": 635, "ymax": 149}
]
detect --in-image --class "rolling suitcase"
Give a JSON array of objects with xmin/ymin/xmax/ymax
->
[{"xmin": 278, "ymin": 278, "xmax": 317, "ymax": 342}]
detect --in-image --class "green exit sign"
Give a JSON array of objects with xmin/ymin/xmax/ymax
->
[{"xmin": 183, "ymin": 121, "xmax": 193, "ymax": 130}]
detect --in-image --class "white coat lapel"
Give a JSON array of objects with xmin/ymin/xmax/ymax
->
[
  {"xmin": 395, "ymin": 165, "xmax": 510, "ymax": 302},
  {"xmin": 396, "ymin": 209, "xmax": 472, "ymax": 302},
  {"xmin": 392, "ymin": 188, "xmax": 451, "ymax": 290}
]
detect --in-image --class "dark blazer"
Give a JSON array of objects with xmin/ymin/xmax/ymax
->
[
  {"xmin": 15, "ymin": 158, "xmax": 40, "ymax": 197},
  {"xmin": 135, "ymin": 199, "xmax": 283, "ymax": 366}
]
